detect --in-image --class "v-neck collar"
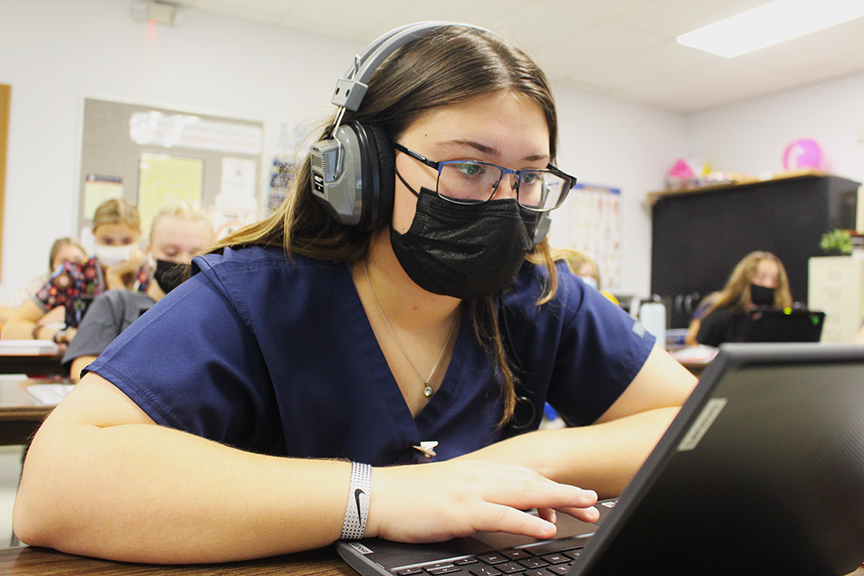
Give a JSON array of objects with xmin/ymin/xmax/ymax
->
[{"xmin": 339, "ymin": 263, "xmax": 472, "ymax": 433}]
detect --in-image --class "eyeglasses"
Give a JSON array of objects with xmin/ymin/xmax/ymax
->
[{"xmin": 392, "ymin": 143, "xmax": 577, "ymax": 212}]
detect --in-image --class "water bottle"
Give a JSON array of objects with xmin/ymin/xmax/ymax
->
[{"xmin": 639, "ymin": 298, "xmax": 667, "ymax": 349}]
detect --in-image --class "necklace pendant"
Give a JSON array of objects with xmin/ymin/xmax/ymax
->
[
  {"xmin": 413, "ymin": 441, "xmax": 438, "ymax": 458},
  {"xmin": 423, "ymin": 384, "xmax": 434, "ymax": 397}
]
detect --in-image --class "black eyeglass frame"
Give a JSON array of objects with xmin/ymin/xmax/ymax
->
[{"xmin": 392, "ymin": 142, "xmax": 577, "ymax": 212}]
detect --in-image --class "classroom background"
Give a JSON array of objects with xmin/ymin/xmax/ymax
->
[{"xmin": 1, "ymin": 0, "xmax": 864, "ymax": 304}]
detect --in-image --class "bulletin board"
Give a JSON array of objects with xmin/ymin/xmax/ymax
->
[
  {"xmin": 0, "ymin": 84, "xmax": 9, "ymax": 281},
  {"xmin": 79, "ymin": 97, "xmax": 264, "ymax": 242},
  {"xmin": 570, "ymin": 182, "xmax": 621, "ymax": 288}
]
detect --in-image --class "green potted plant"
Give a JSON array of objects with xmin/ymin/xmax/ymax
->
[{"xmin": 820, "ymin": 229, "xmax": 853, "ymax": 255}]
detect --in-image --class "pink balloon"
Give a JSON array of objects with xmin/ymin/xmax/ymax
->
[{"xmin": 783, "ymin": 138, "xmax": 823, "ymax": 171}]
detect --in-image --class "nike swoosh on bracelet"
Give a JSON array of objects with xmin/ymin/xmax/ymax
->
[{"xmin": 354, "ymin": 488, "xmax": 366, "ymax": 522}]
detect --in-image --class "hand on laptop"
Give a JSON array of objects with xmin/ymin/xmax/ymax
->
[{"xmin": 365, "ymin": 459, "xmax": 599, "ymax": 543}]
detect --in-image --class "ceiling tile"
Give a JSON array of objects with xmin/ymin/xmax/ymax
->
[
  {"xmin": 173, "ymin": 0, "xmax": 864, "ymax": 113},
  {"xmin": 571, "ymin": 41, "xmax": 718, "ymax": 91},
  {"xmin": 544, "ymin": 0, "xmax": 662, "ymax": 20},
  {"xmin": 618, "ymin": 0, "xmax": 772, "ymax": 37},
  {"xmin": 734, "ymin": 17, "xmax": 864, "ymax": 74},
  {"xmin": 180, "ymin": 0, "xmax": 301, "ymax": 23},
  {"xmin": 367, "ymin": 0, "xmax": 534, "ymax": 42}
]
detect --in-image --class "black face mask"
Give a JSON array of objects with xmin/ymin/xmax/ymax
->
[
  {"xmin": 390, "ymin": 188, "xmax": 540, "ymax": 300},
  {"xmin": 750, "ymin": 283, "xmax": 775, "ymax": 306},
  {"xmin": 153, "ymin": 259, "xmax": 186, "ymax": 295}
]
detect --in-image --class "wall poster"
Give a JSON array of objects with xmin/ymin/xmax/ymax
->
[{"xmin": 570, "ymin": 182, "xmax": 621, "ymax": 288}]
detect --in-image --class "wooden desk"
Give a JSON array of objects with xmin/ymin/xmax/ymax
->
[
  {"xmin": 0, "ymin": 354, "xmax": 64, "ymax": 377},
  {"xmin": 667, "ymin": 346, "xmax": 717, "ymax": 379},
  {"xmin": 0, "ymin": 379, "xmax": 60, "ymax": 446},
  {"xmin": 0, "ymin": 545, "xmax": 354, "ymax": 576},
  {"xmin": 0, "ymin": 546, "xmax": 861, "ymax": 576},
  {"xmin": 678, "ymin": 359, "xmax": 710, "ymax": 378}
]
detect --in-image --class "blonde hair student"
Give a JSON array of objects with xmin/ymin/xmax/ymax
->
[
  {"xmin": 1, "ymin": 198, "xmax": 147, "ymax": 342},
  {"xmin": 548, "ymin": 247, "xmax": 619, "ymax": 304},
  {"xmin": 0, "ymin": 237, "xmax": 87, "ymax": 325},
  {"xmin": 63, "ymin": 203, "xmax": 214, "ymax": 382},
  {"xmin": 15, "ymin": 23, "xmax": 696, "ymax": 564},
  {"xmin": 694, "ymin": 250, "xmax": 793, "ymax": 347}
]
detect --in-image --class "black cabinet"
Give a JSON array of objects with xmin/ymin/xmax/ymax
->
[{"xmin": 650, "ymin": 173, "xmax": 859, "ymax": 328}]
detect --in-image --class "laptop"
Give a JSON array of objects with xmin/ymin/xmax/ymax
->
[
  {"xmin": 742, "ymin": 309, "xmax": 826, "ymax": 343},
  {"xmin": 338, "ymin": 343, "xmax": 864, "ymax": 576}
]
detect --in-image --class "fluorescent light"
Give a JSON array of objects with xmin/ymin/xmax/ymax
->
[{"xmin": 677, "ymin": 0, "xmax": 864, "ymax": 58}]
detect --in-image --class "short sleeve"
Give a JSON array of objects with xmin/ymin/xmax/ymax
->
[
  {"xmin": 503, "ymin": 263, "xmax": 656, "ymax": 430},
  {"xmin": 86, "ymin": 267, "xmax": 281, "ymax": 452},
  {"xmin": 3, "ymin": 274, "xmax": 48, "ymax": 310},
  {"xmin": 696, "ymin": 308, "xmax": 731, "ymax": 347},
  {"xmin": 62, "ymin": 291, "xmax": 134, "ymax": 369}
]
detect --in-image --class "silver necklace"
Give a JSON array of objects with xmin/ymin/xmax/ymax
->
[{"xmin": 363, "ymin": 261, "xmax": 459, "ymax": 398}]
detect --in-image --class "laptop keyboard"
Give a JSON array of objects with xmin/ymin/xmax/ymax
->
[{"xmin": 392, "ymin": 537, "xmax": 589, "ymax": 576}]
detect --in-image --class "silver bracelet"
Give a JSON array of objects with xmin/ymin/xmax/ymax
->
[{"xmin": 341, "ymin": 462, "xmax": 372, "ymax": 540}]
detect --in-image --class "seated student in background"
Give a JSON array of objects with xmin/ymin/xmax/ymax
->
[
  {"xmin": 0, "ymin": 237, "xmax": 87, "ymax": 327},
  {"xmin": 1, "ymin": 199, "xmax": 147, "ymax": 343},
  {"xmin": 695, "ymin": 251, "xmax": 793, "ymax": 347},
  {"xmin": 548, "ymin": 247, "xmax": 619, "ymax": 304},
  {"xmin": 684, "ymin": 292, "xmax": 720, "ymax": 345},
  {"xmin": 13, "ymin": 24, "xmax": 697, "ymax": 564},
  {"xmin": 64, "ymin": 204, "xmax": 214, "ymax": 382}
]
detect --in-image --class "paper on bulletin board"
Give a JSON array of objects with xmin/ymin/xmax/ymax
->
[
  {"xmin": 216, "ymin": 157, "xmax": 258, "ymax": 211},
  {"xmin": 571, "ymin": 183, "xmax": 621, "ymax": 288},
  {"xmin": 83, "ymin": 175, "xmax": 123, "ymax": 219},
  {"xmin": 137, "ymin": 153, "xmax": 203, "ymax": 236}
]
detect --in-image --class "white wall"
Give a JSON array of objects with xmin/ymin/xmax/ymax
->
[
  {"xmin": 0, "ymin": 0, "xmax": 690, "ymax": 302},
  {"xmin": 687, "ymin": 71, "xmax": 864, "ymax": 185},
  {"xmin": 550, "ymin": 89, "xmax": 686, "ymax": 296},
  {"xmin": 0, "ymin": 0, "xmax": 359, "ymax": 302}
]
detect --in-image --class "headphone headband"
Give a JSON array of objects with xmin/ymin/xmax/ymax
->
[{"xmin": 330, "ymin": 21, "xmax": 479, "ymax": 112}]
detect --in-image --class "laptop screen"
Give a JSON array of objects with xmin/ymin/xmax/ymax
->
[
  {"xmin": 574, "ymin": 343, "xmax": 864, "ymax": 576},
  {"xmin": 741, "ymin": 309, "xmax": 825, "ymax": 343}
]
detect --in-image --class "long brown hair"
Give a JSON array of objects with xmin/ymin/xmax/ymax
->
[
  {"xmin": 704, "ymin": 251, "xmax": 793, "ymax": 316},
  {"xmin": 212, "ymin": 25, "xmax": 561, "ymax": 424}
]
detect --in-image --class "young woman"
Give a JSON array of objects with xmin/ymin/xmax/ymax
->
[
  {"xmin": 13, "ymin": 24, "xmax": 696, "ymax": 564},
  {"xmin": 63, "ymin": 203, "xmax": 214, "ymax": 382},
  {"xmin": 548, "ymin": 247, "xmax": 619, "ymax": 304},
  {"xmin": 1, "ymin": 198, "xmax": 147, "ymax": 342},
  {"xmin": 695, "ymin": 251, "xmax": 793, "ymax": 347},
  {"xmin": 0, "ymin": 237, "xmax": 87, "ymax": 326}
]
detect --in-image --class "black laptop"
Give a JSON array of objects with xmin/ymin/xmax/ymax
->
[
  {"xmin": 742, "ymin": 309, "xmax": 826, "ymax": 342},
  {"xmin": 338, "ymin": 343, "xmax": 864, "ymax": 576}
]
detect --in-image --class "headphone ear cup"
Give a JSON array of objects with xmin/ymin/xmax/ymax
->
[
  {"xmin": 349, "ymin": 122, "xmax": 394, "ymax": 231},
  {"xmin": 364, "ymin": 124, "xmax": 395, "ymax": 231}
]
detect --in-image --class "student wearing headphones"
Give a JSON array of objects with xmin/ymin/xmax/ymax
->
[{"xmin": 14, "ymin": 23, "xmax": 696, "ymax": 564}]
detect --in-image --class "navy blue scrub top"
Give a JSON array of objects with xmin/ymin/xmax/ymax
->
[{"xmin": 88, "ymin": 246, "xmax": 655, "ymax": 466}]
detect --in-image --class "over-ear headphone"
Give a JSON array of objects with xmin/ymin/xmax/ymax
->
[
  {"xmin": 309, "ymin": 21, "xmax": 453, "ymax": 231},
  {"xmin": 309, "ymin": 21, "xmax": 551, "ymax": 243}
]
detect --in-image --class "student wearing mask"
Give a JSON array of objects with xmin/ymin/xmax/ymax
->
[
  {"xmin": 548, "ymin": 247, "xmax": 619, "ymax": 304},
  {"xmin": 1, "ymin": 199, "xmax": 147, "ymax": 342},
  {"xmin": 695, "ymin": 251, "xmax": 793, "ymax": 347},
  {"xmin": 63, "ymin": 204, "xmax": 214, "ymax": 382},
  {"xmin": 14, "ymin": 23, "xmax": 696, "ymax": 564},
  {"xmin": 0, "ymin": 237, "xmax": 87, "ymax": 326}
]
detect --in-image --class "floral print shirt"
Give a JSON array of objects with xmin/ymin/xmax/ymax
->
[{"xmin": 32, "ymin": 258, "xmax": 150, "ymax": 328}]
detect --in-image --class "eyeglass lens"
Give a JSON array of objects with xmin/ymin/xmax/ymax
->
[{"xmin": 437, "ymin": 161, "xmax": 568, "ymax": 211}]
